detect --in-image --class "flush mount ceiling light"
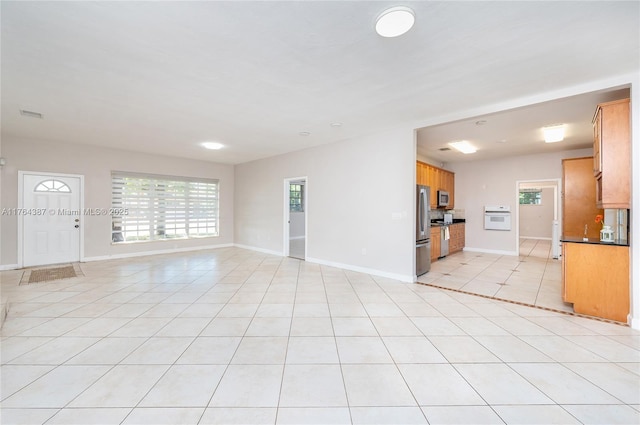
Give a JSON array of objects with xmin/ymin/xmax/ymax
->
[
  {"xmin": 449, "ymin": 140, "xmax": 477, "ymax": 154},
  {"xmin": 375, "ymin": 6, "xmax": 415, "ymax": 37},
  {"xmin": 299, "ymin": 131, "xmax": 311, "ymax": 136},
  {"xmin": 201, "ymin": 142, "xmax": 224, "ymax": 150},
  {"xmin": 543, "ymin": 124, "xmax": 565, "ymax": 143}
]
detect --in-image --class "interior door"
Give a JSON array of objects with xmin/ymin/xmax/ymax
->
[
  {"xmin": 288, "ymin": 180, "xmax": 306, "ymax": 260},
  {"xmin": 22, "ymin": 173, "xmax": 81, "ymax": 267}
]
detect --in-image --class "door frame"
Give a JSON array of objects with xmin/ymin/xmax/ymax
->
[
  {"xmin": 514, "ymin": 178, "xmax": 561, "ymax": 256},
  {"xmin": 18, "ymin": 170, "xmax": 85, "ymax": 268},
  {"xmin": 283, "ymin": 176, "xmax": 308, "ymax": 258}
]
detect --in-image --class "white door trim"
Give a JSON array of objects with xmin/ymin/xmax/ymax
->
[
  {"xmin": 18, "ymin": 170, "xmax": 85, "ymax": 268},
  {"xmin": 283, "ymin": 176, "xmax": 308, "ymax": 258}
]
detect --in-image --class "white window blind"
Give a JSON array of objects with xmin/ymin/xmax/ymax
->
[{"xmin": 111, "ymin": 172, "xmax": 219, "ymax": 243}]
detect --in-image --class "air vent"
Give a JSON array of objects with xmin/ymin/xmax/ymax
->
[
  {"xmin": 438, "ymin": 147, "xmax": 451, "ymax": 151},
  {"xmin": 20, "ymin": 109, "xmax": 44, "ymax": 119}
]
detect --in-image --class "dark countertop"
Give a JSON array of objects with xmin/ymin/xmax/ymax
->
[
  {"xmin": 561, "ymin": 236, "xmax": 629, "ymax": 247},
  {"xmin": 431, "ymin": 219, "xmax": 465, "ymax": 227}
]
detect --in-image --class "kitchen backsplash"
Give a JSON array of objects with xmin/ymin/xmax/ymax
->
[{"xmin": 430, "ymin": 209, "xmax": 465, "ymax": 220}]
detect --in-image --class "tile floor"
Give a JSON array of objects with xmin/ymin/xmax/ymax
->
[
  {"xmin": 1, "ymin": 247, "xmax": 639, "ymax": 425},
  {"xmin": 420, "ymin": 239, "xmax": 571, "ymax": 314}
]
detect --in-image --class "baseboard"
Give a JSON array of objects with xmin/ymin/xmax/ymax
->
[
  {"xmin": 233, "ymin": 244, "xmax": 283, "ymax": 257},
  {"xmin": 519, "ymin": 236, "xmax": 552, "ymax": 241},
  {"xmin": 630, "ymin": 313, "xmax": 639, "ymax": 331},
  {"xmin": 289, "ymin": 236, "xmax": 305, "ymax": 240},
  {"xmin": 462, "ymin": 247, "xmax": 519, "ymax": 256},
  {"xmin": 0, "ymin": 264, "xmax": 19, "ymax": 271},
  {"xmin": 83, "ymin": 243, "xmax": 235, "ymax": 262},
  {"xmin": 305, "ymin": 256, "xmax": 414, "ymax": 283}
]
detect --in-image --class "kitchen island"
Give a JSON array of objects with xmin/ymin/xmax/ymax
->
[{"xmin": 561, "ymin": 237, "xmax": 629, "ymax": 323}]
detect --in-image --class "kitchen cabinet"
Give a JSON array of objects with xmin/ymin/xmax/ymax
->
[
  {"xmin": 592, "ymin": 98, "xmax": 630, "ymax": 208},
  {"xmin": 449, "ymin": 223, "xmax": 465, "ymax": 254},
  {"xmin": 430, "ymin": 226, "xmax": 440, "ymax": 262},
  {"xmin": 562, "ymin": 157, "xmax": 603, "ymax": 239},
  {"xmin": 562, "ymin": 241, "xmax": 629, "ymax": 323},
  {"xmin": 416, "ymin": 161, "xmax": 455, "ymax": 209}
]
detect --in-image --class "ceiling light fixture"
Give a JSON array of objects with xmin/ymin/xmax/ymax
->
[
  {"xmin": 330, "ymin": 122, "xmax": 342, "ymax": 128},
  {"xmin": 201, "ymin": 142, "xmax": 224, "ymax": 150},
  {"xmin": 375, "ymin": 6, "xmax": 415, "ymax": 38},
  {"xmin": 299, "ymin": 131, "xmax": 310, "ymax": 136},
  {"xmin": 543, "ymin": 124, "xmax": 565, "ymax": 143},
  {"xmin": 449, "ymin": 140, "xmax": 477, "ymax": 154},
  {"xmin": 475, "ymin": 120, "xmax": 487, "ymax": 126}
]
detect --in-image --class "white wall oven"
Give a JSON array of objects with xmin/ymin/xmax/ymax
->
[{"xmin": 484, "ymin": 205, "xmax": 511, "ymax": 231}]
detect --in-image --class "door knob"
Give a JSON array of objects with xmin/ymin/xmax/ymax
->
[{"xmin": 74, "ymin": 225, "xmax": 79, "ymax": 228}]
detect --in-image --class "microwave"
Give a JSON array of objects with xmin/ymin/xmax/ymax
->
[{"xmin": 437, "ymin": 190, "xmax": 450, "ymax": 207}]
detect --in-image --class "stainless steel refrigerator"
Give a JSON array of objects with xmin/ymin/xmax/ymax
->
[{"xmin": 416, "ymin": 185, "xmax": 431, "ymax": 276}]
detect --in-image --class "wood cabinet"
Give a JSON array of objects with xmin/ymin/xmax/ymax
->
[
  {"xmin": 449, "ymin": 223, "xmax": 465, "ymax": 254},
  {"xmin": 562, "ymin": 241, "xmax": 629, "ymax": 323},
  {"xmin": 430, "ymin": 226, "xmax": 440, "ymax": 262},
  {"xmin": 562, "ymin": 157, "xmax": 603, "ymax": 239},
  {"xmin": 416, "ymin": 161, "xmax": 455, "ymax": 209},
  {"xmin": 592, "ymin": 98, "xmax": 630, "ymax": 208}
]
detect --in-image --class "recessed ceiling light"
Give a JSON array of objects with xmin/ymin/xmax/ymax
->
[
  {"xmin": 475, "ymin": 120, "xmax": 487, "ymax": 126},
  {"xmin": 449, "ymin": 140, "xmax": 477, "ymax": 154},
  {"xmin": 299, "ymin": 131, "xmax": 311, "ymax": 136},
  {"xmin": 20, "ymin": 109, "xmax": 43, "ymax": 119},
  {"xmin": 375, "ymin": 6, "xmax": 415, "ymax": 38},
  {"xmin": 201, "ymin": 142, "xmax": 224, "ymax": 150},
  {"xmin": 330, "ymin": 122, "xmax": 342, "ymax": 127},
  {"xmin": 543, "ymin": 124, "xmax": 565, "ymax": 143}
]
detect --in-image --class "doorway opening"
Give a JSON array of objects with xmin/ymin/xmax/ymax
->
[
  {"xmin": 284, "ymin": 177, "xmax": 307, "ymax": 260},
  {"xmin": 18, "ymin": 171, "xmax": 84, "ymax": 268},
  {"xmin": 516, "ymin": 179, "xmax": 561, "ymax": 258}
]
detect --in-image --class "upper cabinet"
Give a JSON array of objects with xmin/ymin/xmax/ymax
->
[
  {"xmin": 592, "ymin": 98, "xmax": 630, "ymax": 209},
  {"xmin": 416, "ymin": 161, "xmax": 455, "ymax": 209},
  {"xmin": 562, "ymin": 157, "xmax": 603, "ymax": 239}
]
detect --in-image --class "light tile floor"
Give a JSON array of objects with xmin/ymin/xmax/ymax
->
[
  {"xmin": 420, "ymin": 239, "xmax": 572, "ymax": 314},
  {"xmin": 1, "ymin": 247, "xmax": 639, "ymax": 425}
]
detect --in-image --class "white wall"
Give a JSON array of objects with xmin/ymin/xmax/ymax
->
[
  {"xmin": 450, "ymin": 148, "xmax": 592, "ymax": 254},
  {"xmin": 235, "ymin": 127, "xmax": 416, "ymax": 281},
  {"xmin": 519, "ymin": 187, "xmax": 555, "ymax": 239},
  {"xmin": 0, "ymin": 137, "xmax": 234, "ymax": 266}
]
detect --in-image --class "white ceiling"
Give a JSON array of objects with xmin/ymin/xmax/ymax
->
[
  {"xmin": 417, "ymin": 87, "xmax": 631, "ymax": 164},
  {"xmin": 1, "ymin": 1, "xmax": 638, "ymax": 165}
]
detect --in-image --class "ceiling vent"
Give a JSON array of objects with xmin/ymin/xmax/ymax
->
[
  {"xmin": 20, "ymin": 109, "xmax": 43, "ymax": 119},
  {"xmin": 438, "ymin": 147, "xmax": 451, "ymax": 151}
]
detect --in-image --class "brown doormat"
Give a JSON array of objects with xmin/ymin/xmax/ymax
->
[{"xmin": 21, "ymin": 264, "xmax": 83, "ymax": 285}]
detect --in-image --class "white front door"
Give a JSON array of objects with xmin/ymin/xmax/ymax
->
[{"xmin": 22, "ymin": 173, "xmax": 82, "ymax": 267}]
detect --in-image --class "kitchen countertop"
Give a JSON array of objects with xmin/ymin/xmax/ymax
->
[
  {"xmin": 431, "ymin": 219, "xmax": 465, "ymax": 227},
  {"xmin": 561, "ymin": 236, "xmax": 629, "ymax": 247}
]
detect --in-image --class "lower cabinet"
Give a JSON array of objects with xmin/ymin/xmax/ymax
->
[
  {"xmin": 430, "ymin": 227, "xmax": 440, "ymax": 262},
  {"xmin": 430, "ymin": 223, "xmax": 464, "ymax": 262},
  {"xmin": 562, "ymin": 242, "xmax": 629, "ymax": 322},
  {"xmin": 449, "ymin": 223, "xmax": 465, "ymax": 254}
]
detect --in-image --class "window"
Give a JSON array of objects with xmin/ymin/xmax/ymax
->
[
  {"xmin": 111, "ymin": 173, "xmax": 219, "ymax": 243},
  {"xmin": 519, "ymin": 189, "xmax": 542, "ymax": 205},
  {"xmin": 35, "ymin": 179, "xmax": 71, "ymax": 193},
  {"xmin": 290, "ymin": 183, "xmax": 304, "ymax": 212}
]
